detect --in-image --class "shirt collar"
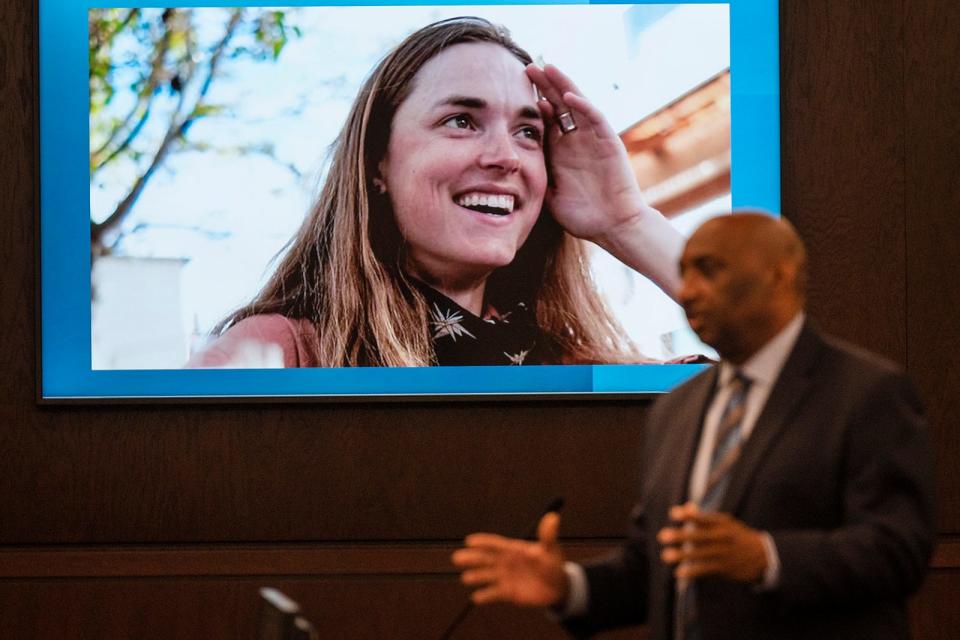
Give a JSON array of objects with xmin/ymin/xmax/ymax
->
[{"xmin": 718, "ymin": 312, "xmax": 806, "ymax": 388}]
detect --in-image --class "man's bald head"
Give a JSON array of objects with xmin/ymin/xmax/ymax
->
[
  {"xmin": 692, "ymin": 212, "xmax": 807, "ymax": 298},
  {"xmin": 679, "ymin": 212, "xmax": 807, "ymax": 363}
]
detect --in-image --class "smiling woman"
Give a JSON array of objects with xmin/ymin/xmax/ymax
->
[{"xmin": 186, "ymin": 17, "xmax": 686, "ymax": 368}]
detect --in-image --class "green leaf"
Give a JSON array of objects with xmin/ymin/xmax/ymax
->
[{"xmin": 191, "ymin": 104, "xmax": 226, "ymax": 118}]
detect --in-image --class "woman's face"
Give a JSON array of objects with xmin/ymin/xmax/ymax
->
[{"xmin": 379, "ymin": 42, "xmax": 547, "ymax": 286}]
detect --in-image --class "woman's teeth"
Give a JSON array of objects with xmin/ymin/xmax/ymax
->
[{"xmin": 456, "ymin": 193, "xmax": 515, "ymax": 215}]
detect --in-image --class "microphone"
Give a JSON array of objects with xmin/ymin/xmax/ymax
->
[{"xmin": 439, "ymin": 497, "xmax": 565, "ymax": 640}]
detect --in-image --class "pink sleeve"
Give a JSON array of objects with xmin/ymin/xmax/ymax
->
[{"xmin": 184, "ymin": 314, "xmax": 317, "ymax": 368}]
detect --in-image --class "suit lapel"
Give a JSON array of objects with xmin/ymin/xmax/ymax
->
[
  {"xmin": 666, "ymin": 367, "xmax": 718, "ymax": 507},
  {"xmin": 721, "ymin": 323, "xmax": 825, "ymax": 514}
]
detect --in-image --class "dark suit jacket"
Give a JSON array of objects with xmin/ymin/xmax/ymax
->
[{"xmin": 565, "ymin": 323, "xmax": 935, "ymax": 640}]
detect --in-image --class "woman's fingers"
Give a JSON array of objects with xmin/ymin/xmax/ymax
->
[
  {"xmin": 562, "ymin": 92, "xmax": 616, "ymax": 139},
  {"xmin": 542, "ymin": 63, "xmax": 586, "ymax": 102},
  {"xmin": 527, "ymin": 63, "xmax": 615, "ymax": 144},
  {"xmin": 526, "ymin": 64, "xmax": 578, "ymax": 136}
]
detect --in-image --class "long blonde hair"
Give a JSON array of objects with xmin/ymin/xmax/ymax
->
[{"xmin": 218, "ymin": 17, "xmax": 637, "ymax": 366}]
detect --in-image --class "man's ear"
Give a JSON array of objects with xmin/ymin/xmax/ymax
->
[{"xmin": 770, "ymin": 258, "xmax": 798, "ymax": 294}]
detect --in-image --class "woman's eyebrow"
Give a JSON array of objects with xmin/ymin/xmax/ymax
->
[
  {"xmin": 434, "ymin": 96, "xmax": 542, "ymax": 122},
  {"xmin": 517, "ymin": 105, "xmax": 542, "ymax": 121},
  {"xmin": 434, "ymin": 95, "xmax": 487, "ymax": 110}
]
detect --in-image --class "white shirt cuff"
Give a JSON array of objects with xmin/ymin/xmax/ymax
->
[
  {"xmin": 560, "ymin": 561, "xmax": 590, "ymax": 617},
  {"xmin": 758, "ymin": 531, "xmax": 781, "ymax": 590},
  {"xmin": 546, "ymin": 561, "xmax": 590, "ymax": 621}
]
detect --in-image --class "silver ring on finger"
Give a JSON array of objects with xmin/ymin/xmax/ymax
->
[{"xmin": 557, "ymin": 110, "xmax": 577, "ymax": 134}]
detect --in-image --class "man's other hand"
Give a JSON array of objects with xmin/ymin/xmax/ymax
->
[{"xmin": 657, "ymin": 502, "xmax": 768, "ymax": 583}]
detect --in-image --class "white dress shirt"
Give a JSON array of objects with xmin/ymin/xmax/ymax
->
[{"xmin": 561, "ymin": 313, "xmax": 806, "ymax": 617}]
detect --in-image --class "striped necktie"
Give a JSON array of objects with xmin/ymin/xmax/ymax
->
[
  {"xmin": 676, "ymin": 371, "xmax": 753, "ymax": 640},
  {"xmin": 701, "ymin": 371, "xmax": 752, "ymax": 510}
]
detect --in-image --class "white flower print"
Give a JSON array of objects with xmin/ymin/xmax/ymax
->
[
  {"xmin": 429, "ymin": 303, "xmax": 476, "ymax": 342},
  {"xmin": 503, "ymin": 348, "xmax": 530, "ymax": 365}
]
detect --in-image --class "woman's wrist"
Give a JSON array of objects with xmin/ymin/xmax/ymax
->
[
  {"xmin": 593, "ymin": 203, "xmax": 685, "ymax": 300},
  {"xmin": 594, "ymin": 201, "xmax": 663, "ymax": 255}
]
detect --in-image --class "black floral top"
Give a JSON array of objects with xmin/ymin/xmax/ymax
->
[{"xmin": 416, "ymin": 283, "xmax": 544, "ymax": 366}]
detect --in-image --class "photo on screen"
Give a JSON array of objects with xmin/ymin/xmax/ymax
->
[{"xmin": 89, "ymin": 4, "xmax": 730, "ymax": 369}]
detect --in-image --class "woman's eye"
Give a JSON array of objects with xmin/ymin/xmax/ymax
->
[
  {"xmin": 518, "ymin": 126, "xmax": 543, "ymax": 143},
  {"xmin": 442, "ymin": 114, "xmax": 473, "ymax": 130}
]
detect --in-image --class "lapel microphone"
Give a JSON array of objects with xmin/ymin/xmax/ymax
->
[{"xmin": 438, "ymin": 497, "xmax": 566, "ymax": 640}]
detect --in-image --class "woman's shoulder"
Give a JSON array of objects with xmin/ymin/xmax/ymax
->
[{"xmin": 185, "ymin": 314, "xmax": 319, "ymax": 368}]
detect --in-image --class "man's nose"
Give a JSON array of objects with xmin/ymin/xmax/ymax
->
[{"xmin": 677, "ymin": 274, "xmax": 698, "ymax": 306}]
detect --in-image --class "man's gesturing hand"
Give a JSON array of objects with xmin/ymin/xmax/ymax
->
[
  {"xmin": 657, "ymin": 502, "xmax": 768, "ymax": 583},
  {"xmin": 451, "ymin": 512, "xmax": 568, "ymax": 607}
]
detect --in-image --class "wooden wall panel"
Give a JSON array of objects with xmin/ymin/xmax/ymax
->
[
  {"xmin": 1, "ymin": 0, "xmax": 959, "ymax": 637},
  {"xmin": 780, "ymin": 0, "xmax": 908, "ymax": 363},
  {"xmin": 0, "ymin": 401, "xmax": 648, "ymax": 543},
  {"xmin": 904, "ymin": 0, "xmax": 960, "ymax": 534},
  {"xmin": 909, "ymin": 569, "xmax": 960, "ymax": 640}
]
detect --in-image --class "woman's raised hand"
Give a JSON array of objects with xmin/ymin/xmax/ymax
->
[
  {"xmin": 525, "ymin": 63, "xmax": 647, "ymax": 243},
  {"xmin": 525, "ymin": 63, "xmax": 684, "ymax": 299}
]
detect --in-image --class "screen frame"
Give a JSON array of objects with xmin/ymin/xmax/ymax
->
[{"xmin": 37, "ymin": 0, "xmax": 779, "ymax": 403}]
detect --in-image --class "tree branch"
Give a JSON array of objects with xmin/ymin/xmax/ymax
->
[
  {"xmin": 92, "ymin": 8, "xmax": 246, "ymax": 250},
  {"xmin": 91, "ymin": 11, "xmax": 174, "ymax": 172}
]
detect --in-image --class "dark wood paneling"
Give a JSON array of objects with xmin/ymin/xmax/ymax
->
[
  {"xmin": 0, "ymin": 577, "xmax": 555, "ymax": 640},
  {"xmin": 909, "ymin": 570, "xmax": 960, "ymax": 640},
  {"xmin": 3, "ymin": 540, "xmax": 958, "ymax": 579},
  {"xmin": 1, "ymin": 0, "xmax": 959, "ymax": 638},
  {"xmin": 4, "ymin": 571, "xmax": 957, "ymax": 640},
  {"xmin": 1, "ymin": 544, "xmax": 956, "ymax": 640},
  {"xmin": 0, "ymin": 542, "xmax": 622, "ymax": 578},
  {"xmin": 0, "ymin": 575, "xmax": 651, "ymax": 640},
  {"xmin": 904, "ymin": 0, "xmax": 960, "ymax": 534},
  {"xmin": 0, "ymin": 401, "xmax": 647, "ymax": 543},
  {"xmin": 780, "ymin": 0, "xmax": 907, "ymax": 363},
  {"xmin": 0, "ymin": 0, "xmax": 36, "ymax": 403}
]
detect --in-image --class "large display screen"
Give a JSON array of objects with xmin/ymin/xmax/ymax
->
[{"xmin": 39, "ymin": 1, "xmax": 779, "ymax": 400}]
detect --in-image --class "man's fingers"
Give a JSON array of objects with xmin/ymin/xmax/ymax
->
[
  {"xmin": 451, "ymin": 547, "xmax": 497, "ymax": 569},
  {"xmin": 686, "ymin": 511, "xmax": 730, "ymax": 527},
  {"xmin": 662, "ymin": 541, "xmax": 729, "ymax": 565},
  {"xmin": 464, "ymin": 532, "xmax": 527, "ymax": 552},
  {"xmin": 461, "ymin": 568, "xmax": 499, "ymax": 587},
  {"xmin": 668, "ymin": 501, "xmax": 701, "ymax": 523},
  {"xmin": 471, "ymin": 584, "xmax": 509, "ymax": 605},
  {"xmin": 537, "ymin": 511, "xmax": 560, "ymax": 547},
  {"xmin": 676, "ymin": 559, "xmax": 725, "ymax": 579},
  {"xmin": 658, "ymin": 524, "xmax": 734, "ymax": 546},
  {"xmin": 668, "ymin": 504, "xmax": 732, "ymax": 528}
]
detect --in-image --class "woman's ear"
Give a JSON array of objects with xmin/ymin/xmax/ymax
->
[{"xmin": 374, "ymin": 158, "xmax": 389, "ymax": 195}]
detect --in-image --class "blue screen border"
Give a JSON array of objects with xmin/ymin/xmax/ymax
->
[{"xmin": 38, "ymin": 0, "xmax": 778, "ymax": 400}]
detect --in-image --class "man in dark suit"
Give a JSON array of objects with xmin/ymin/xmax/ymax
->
[{"xmin": 452, "ymin": 213, "xmax": 935, "ymax": 639}]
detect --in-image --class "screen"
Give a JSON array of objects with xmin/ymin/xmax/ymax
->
[{"xmin": 39, "ymin": 1, "xmax": 779, "ymax": 400}]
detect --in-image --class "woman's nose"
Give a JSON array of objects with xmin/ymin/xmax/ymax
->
[{"xmin": 478, "ymin": 128, "xmax": 521, "ymax": 173}]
